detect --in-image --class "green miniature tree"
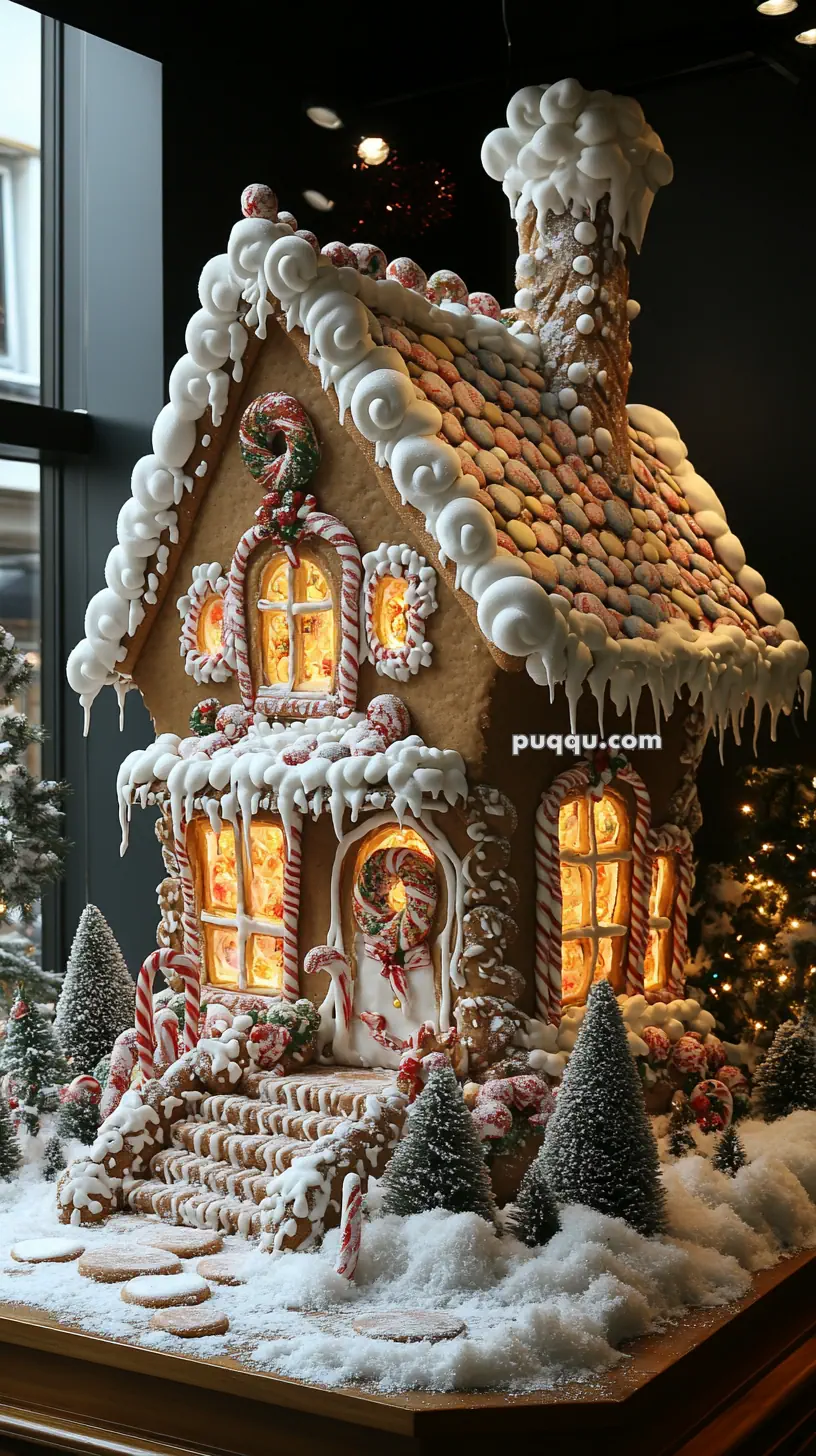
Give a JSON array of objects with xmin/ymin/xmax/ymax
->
[
  {"xmin": 58, "ymin": 1088, "xmax": 100, "ymax": 1146},
  {"xmin": 0, "ymin": 1096, "xmax": 21, "ymax": 1178},
  {"xmin": 712, "ymin": 1126, "xmax": 747, "ymax": 1177},
  {"xmin": 752, "ymin": 1019, "xmax": 816, "ymax": 1121},
  {"xmin": 506, "ymin": 1154, "xmax": 560, "ymax": 1247},
  {"xmin": 543, "ymin": 980, "xmax": 666, "ymax": 1237},
  {"xmin": 55, "ymin": 906, "xmax": 134, "ymax": 1072},
  {"xmin": 380, "ymin": 1066, "xmax": 497, "ymax": 1223},
  {"xmin": 0, "ymin": 989, "xmax": 68, "ymax": 1134},
  {"xmin": 42, "ymin": 1132, "xmax": 66, "ymax": 1180}
]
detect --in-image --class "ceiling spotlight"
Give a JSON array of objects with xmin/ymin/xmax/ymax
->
[
  {"xmin": 306, "ymin": 105, "xmax": 343, "ymax": 130},
  {"xmin": 756, "ymin": 0, "xmax": 797, "ymax": 12},
  {"xmin": 357, "ymin": 136, "xmax": 390, "ymax": 166},
  {"xmin": 302, "ymin": 189, "xmax": 335, "ymax": 212},
  {"xmin": 796, "ymin": 25, "xmax": 816, "ymax": 40}
]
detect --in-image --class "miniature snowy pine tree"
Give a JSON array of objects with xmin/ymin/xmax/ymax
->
[
  {"xmin": 0, "ymin": 990, "xmax": 69, "ymax": 1134},
  {"xmin": 42, "ymin": 1132, "xmax": 65, "ymax": 1180},
  {"xmin": 712, "ymin": 1126, "xmax": 747, "ymax": 1177},
  {"xmin": 667, "ymin": 1099, "xmax": 697, "ymax": 1159},
  {"xmin": 380, "ymin": 1066, "xmax": 497, "ymax": 1223},
  {"xmin": 506, "ymin": 1154, "xmax": 560, "ymax": 1247},
  {"xmin": 0, "ymin": 1096, "xmax": 21, "ymax": 1178},
  {"xmin": 752, "ymin": 1019, "xmax": 816, "ymax": 1121},
  {"xmin": 543, "ymin": 980, "xmax": 666, "ymax": 1237},
  {"xmin": 58, "ymin": 1089, "xmax": 100, "ymax": 1146},
  {"xmin": 55, "ymin": 906, "xmax": 135, "ymax": 1072},
  {"xmin": 0, "ymin": 626, "xmax": 67, "ymax": 923}
]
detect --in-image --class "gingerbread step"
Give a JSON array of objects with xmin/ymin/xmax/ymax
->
[
  {"xmin": 169, "ymin": 1121, "xmax": 307, "ymax": 1173},
  {"xmin": 149, "ymin": 1149, "xmax": 269, "ymax": 1205},
  {"xmin": 127, "ymin": 1179, "xmax": 261, "ymax": 1238},
  {"xmin": 197, "ymin": 1094, "xmax": 342, "ymax": 1141},
  {"xmin": 246, "ymin": 1069, "xmax": 395, "ymax": 1119}
]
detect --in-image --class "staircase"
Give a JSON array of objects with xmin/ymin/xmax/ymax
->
[{"xmin": 127, "ymin": 1068, "xmax": 404, "ymax": 1249}]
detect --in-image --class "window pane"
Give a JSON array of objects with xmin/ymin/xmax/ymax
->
[
  {"xmin": 295, "ymin": 611, "xmax": 333, "ymax": 691},
  {"xmin": 594, "ymin": 792, "xmax": 629, "ymax": 851},
  {"xmin": 198, "ymin": 823, "xmax": 238, "ymax": 917},
  {"xmin": 562, "ymin": 938, "xmax": 589, "ymax": 1002},
  {"xmin": 561, "ymin": 862, "xmax": 590, "ymax": 930},
  {"xmin": 197, "ymin": 592, "xmax": 224, "ymax": 655},
  {"xmin": 205, "ymin": 924, "xmax": 240, "ymax": 988},
  {"xmin": 247, "ymin": 933, "xmax": 284, "ymax": 990},
  {"xmin": 0, "ymin": 458, "xmax": 39, "ymax": 768},
  {"xmin": 373, "ymin": 575, "xmax": 410, "ymax": 649},
  {"xmin": 247, "ymin": 823, "xmax": 285, "ymax": 921},
  {"xmin": 0, "ymin": 0, "xmax": 41, "ymax": 403}
]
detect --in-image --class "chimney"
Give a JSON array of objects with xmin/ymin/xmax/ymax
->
[{"xmin": 482, "ymin": 80, "xmax": 673, "ymax": 484}]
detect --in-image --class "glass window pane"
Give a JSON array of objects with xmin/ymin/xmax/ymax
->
[
  {"xmin": 594, "ymin": 791, "xmax": 630, "ymax": 851},
  {"xmin": 374, "ymin": 575, "xmax": 409, "ymax": 649},
  {"xmin": 295, "ymin": 611, "xmax": 333, "ymax": 691},
  {"xmin": 247, "ymin": 933, "xmax": 284, "ymax": 991},
  {"xmin": 198, "ymin": 823, "xmax": 239, "ymax": 917},
  {"xmin": 0, "ymin": 0, "xmax": 41, "ymax": 403},
  {"xmin": 561, "ymin": 862, "xmax": 590, "ymax": 931},
  {"xmin": 197, "ymin": 592, "xmax": 224, "ymax": 655},
  {"xmin": 247, "ymin": 823, "xmax": 285, "ymax": 922},
  {"xmin": 559, "ymin": 797, "xmax": 587, "ymax": 854},
  {"xmin": 0, "ymin": 457, "xmax": 39, "ymax": 768},
  {"xmin": 562, "ymin": 938, "xmax": 590, "ymax": 1003},
  {"xmin": 205, "ymin": 924, "xmax": 240, "ymax": 989}
]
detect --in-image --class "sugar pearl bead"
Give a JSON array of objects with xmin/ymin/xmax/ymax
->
[
  {"xmin": 277, "ymin": 209, "xmax": 297, "ymax": 229},
  {"xmin": 568, "ymin": 362, "xmax": 589, "ymax": 384},
  {"xmin": 594, "ymin": 427, "xmax": 613, "ymax": 454},
  {"xmin": 572, "ymin": 255, "xmax": 593, "ymax": 276},
  {"xmin": 321, "ymin": 241, "xmax": 356, "ymax": 268},
  {"xmin": 240, "ymin": 183, "xmax": 278, "ymax": 220},
  {"xmin": 576, "ymin": 314, "xmax": 595, "ymax": 335},
  {"xmin": 558, "ymin": 387, "xmax": 578, "ymax": 410},
  {"xmin": 574, "ymin": 220, "xmax": 597, "ymax": 244},
  {"xmin": 570, "ymin": 405, "xmax": 593, "ymax": 433},
  {"xmin": 577, "ymin": 285, "xmax": 595, "ymax": 305}
]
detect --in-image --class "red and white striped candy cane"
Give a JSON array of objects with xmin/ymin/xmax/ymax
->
[
  {"xmin": 281, "ymin": 812, "xmax": 302, "ymax": 1002},
  {"xmin": 304, "ymin": 946, "xmax": 352, "ymax": 1031},
  {"xmin": 223, "ymin": 513, "xmax": 361, "ymax": 717},
  {"xmin": 650, "ymin": 824, "xmax": 694, "ymax": 1000},
  {"xmin": 100, "ymin": 1029, "xmax": 139, "ymax": 1118},
  {"xmin": 173, "ymin": 822, "xmax": 201, "ymax": 969},
  {"xmin": 63, "ymin": 1074, "xmax": 102, "ymax": 1105},
  {"xmin": 618, "ymin": 765, "xmax": 652, "ymax": 997},
  {"xmin": 135, "ymin": 949, "xmax": 201, "ymax": 1083},
  {"xmin": 153, "ymin": 1005, "xmax": 180, "ymax": 1072},
  {"xmin": 534, "ymin": 765, "xmax": 589, "ymax": 1027},
  {"xmin": 335, "ymin": 1171, "xmax": 362, "ymax": 1280}
]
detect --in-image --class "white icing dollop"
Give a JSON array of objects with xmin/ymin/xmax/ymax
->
[{"xmin": 481, "ymin": 79, "xmax": 674, "ymax": 250}]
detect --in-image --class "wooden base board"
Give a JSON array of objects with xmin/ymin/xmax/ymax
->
[{"xmin": 0, "ymin": 1251, "xmax": 812, "ymax": 1456}]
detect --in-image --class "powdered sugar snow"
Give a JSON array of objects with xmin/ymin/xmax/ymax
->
[{"xmin": 0, "ymin": 1111, "xmax": 812, "ymax": 1393}]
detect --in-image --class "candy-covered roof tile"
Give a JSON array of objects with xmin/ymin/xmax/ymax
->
[{"xmin": 67, "ymin": 89, "xmax": 809, "ymax": 741}]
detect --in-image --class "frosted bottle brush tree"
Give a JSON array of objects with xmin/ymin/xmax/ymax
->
[
  {"xmin": 380, "ymin": 1066, "xmax": 498, "ymax": 1223},
  {"xmin": 543, "ymin": 979, "xmax": 666, "ymax": 1237},
  {"xmin": 0, "ymin": 627, "xmax": 67, "ymax": 922},
  {"xmin": 55, "ymin": 906, "xmax": 135, "ymax": 1073}
]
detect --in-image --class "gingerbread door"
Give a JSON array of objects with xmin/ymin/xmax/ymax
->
[{"xmin": 344, "ymin": 824, "xmax": 439, "ymax": 1068}]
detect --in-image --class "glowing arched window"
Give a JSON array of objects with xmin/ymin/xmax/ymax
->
[
  {"xmin": 195, "ymin": 819, "xmax": 286, "ymax": 992},
  {"xmin": 645, "ymin": 855, "xmax": 675, "ymax": 995},
  {"xmin": 197, "ymin": 593, "xmax": 224, "ymax": 656},
  {"xmin": 559, "ymin": 790, "xmax": 632, "ymax": 1005},
  {"xmin": 258, "ymin": 553, "xmax": 335, "ymax": 696},
  {"xmin": 373, "ymin": 577, "xmax": 409, "ymax": 650}
]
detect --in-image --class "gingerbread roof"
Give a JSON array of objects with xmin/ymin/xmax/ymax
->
[{"xmin": 67, "ymin": 81, "xmax": 810, "ymax": 741}]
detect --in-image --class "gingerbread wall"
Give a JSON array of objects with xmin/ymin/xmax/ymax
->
[{"xmin": 133, "ymin": 319, "xmax": 498, "ymax": 769}]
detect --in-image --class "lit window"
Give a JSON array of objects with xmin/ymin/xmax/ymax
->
[
  {"xmin": 195, "ymin": 819, "xmax": 286, "ymax": 992},
  {"xmin": 196, "ymin": 592, "xmax": 224, "ymax": 656},
  {"xmin": 645, "ymin": 854, "xmax": 675, "ymax": 995},
  {"xmin": 558, "ymin": 790, "xmax": 632, "ymax": 1005},
  {"xmin": 258, "ymin": 553, "xmax": 334, "ymax": 697},
  {"xmin": 373, "ymin": 576, "xmax": 409, "ymax": 650}
]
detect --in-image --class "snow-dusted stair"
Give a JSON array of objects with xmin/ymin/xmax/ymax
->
[{"xmin": 127, "ymin": 1067, "xmax": 404, "ymax": 1248}]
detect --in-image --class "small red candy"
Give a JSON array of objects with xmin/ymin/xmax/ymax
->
[
  {"xmin": 351, "ymin": 243, "xmax": 387, "ymax": 280},
  {"xmin": 426, "ymin": 269, "xmax": 468, "ymax": 306},
  {"xmin": 385, "ymin": 257, "xmax": 428, "ymax": 293},
  {"xmin": 295, "ymin": 229, "xmax": 320, "ymax": 253},
  {"xmin": 467, "ymin": 291, "xmax": 501, "ymax": 320},
  {"xmin": 277, "ymin": 209, "xmax": 297, "ymax": 229},
  {"xmin": 321, "ymin": 241, "xmax": 356, "ymax": 268}
]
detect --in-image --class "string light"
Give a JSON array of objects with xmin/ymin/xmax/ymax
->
[
  {"xmin": 758, "ymin": 942, "xmax": 768, "ymax": 952},
  {"xmin": 756, "ymin": 0, "xmax": 797, "ymax": 12},
  {"xmin": 778, "ymin": 973, "xmax": 789, "ymax": 984},
  {"xmin": 722, "ymin": 982, "xmax": 732, "ymax": 992},
  {"xmin": 761, "ymin": 842, "xmax": 772, "ymax": 851},
  {"xmin": 796, "ymin": 27, "xmax": 816, "ymax": 43},
  {"xmin": 791, "ymin": 919, "xmax": 801, "ymax": 929},
  {"xmin": 741, "ymin": 803, "xmax": 753, "ymax": 815}
]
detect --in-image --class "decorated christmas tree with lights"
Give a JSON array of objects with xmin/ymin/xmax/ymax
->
[{"xmin": 687, "ymin": 765, "xmax": 816, "ymax": 1045}]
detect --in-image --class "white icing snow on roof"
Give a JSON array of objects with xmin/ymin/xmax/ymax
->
[
  {"xmin": 117, "ymin": 713, "xmax": 468, "ymax": 850},
  {"xmin": 67, "ymin": 137, "xmax": 809, "ymax": 742}
]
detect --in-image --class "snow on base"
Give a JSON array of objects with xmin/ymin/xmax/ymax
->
[{"xmin": 0, "ymin": 1112, "xmax": 812, "ymax": 1393}]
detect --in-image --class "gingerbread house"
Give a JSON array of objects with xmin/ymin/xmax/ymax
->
[{"xmin": 66, "ymin": 79, "xmax": 809, "ymax": 1093}]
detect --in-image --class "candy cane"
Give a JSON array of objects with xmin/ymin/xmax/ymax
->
[
  {"xmin": 306, "ymin": 513, "xmax": 361, "ymax": 717},
  {"xmin": 619, "ymin": 765, "xmax": 651, "ymax": 997},
  {"xmin": 100, "ymin": 1029, "xmax": 139, "ymax": 1118},
  {"xmin": 359, "ymin": 1011, "xmax": 407, "ymax": 1055},
  {"xmin": 135, "ymin": 949, "xmax": 200, "ymax": 1083},
  {"xmin": 304, "ymin": 946, "xmax": 352, "ymax": 1031},
  {"xmin": 335, "ymin": 1172, "xmax": 362, "ymax": 1280},
  {"xmin": 153, "ymin": 1006, "xmax": 180, "ymax": 1072},
  {"xmin": 174, "ymin": 823, "xmax": 201, "ymax": 969},
  {"xmin": 63, "ymin": 1074, "xmax": 102, "ymax": 1105},
  {"xmin": 282, "ymin": 812, "xmax": 302, "ymax": 1002},
  {"xmin": 670, "ymin": 842, "xmax": 694, "ymax": 998},
  {"xmin": 534, "ymin": 765, "xmax": 588, "ymax": 1026},
  {"xmin": 223, "ymin": 524, "xmax": 264, "ymax": 708}
]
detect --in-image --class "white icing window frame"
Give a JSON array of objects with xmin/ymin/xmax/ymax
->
[
  {"xmin": 177, "ymin": 562, "xmax": 235, "ymax": 684},
  {"xmin": 362, "ymin": 543, "xmax": 438, "ymax": 682},
  {"xmin": 224, "ymin": 513, "xmax": 361, "ymax": 719}
]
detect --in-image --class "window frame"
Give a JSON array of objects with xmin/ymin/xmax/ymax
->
[
  {"xmin": 558, "ymin": 786, "xmax": 633, "ymax": 1005},
  {"xmin": 194, "ymin": 816, "xmax": 288, "ymax": 995},
  {"xmin": 257, "ymin": 548, "xmax": 334, "ymax": 702}
]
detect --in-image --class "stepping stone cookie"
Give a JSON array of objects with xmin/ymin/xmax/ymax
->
[
  {"xmin": 78, "ymin": 1247, "xmax": 182, "ymax": 1283},
  {"xmin": 150, "ymin": 1305, "xmax": 230, "ymax": 1338},
  {"xmin": 196, "ymin": 1254, "xmax": 248, "ymax": 1286},
  {"xmin": 135, "ymin": 1226, "xmax": 223, "ymax": 1259},
  {"xmin": 10, "ymin": 1237, "xmax": 85, "ymax": 1264},
  {"xmin": 352, "ymin": 1312, "xmax": 467, "ymax": 1344},
  {"xmin": 121, "ymin": 1273, "xmax": 211, "ymax": 1308}
]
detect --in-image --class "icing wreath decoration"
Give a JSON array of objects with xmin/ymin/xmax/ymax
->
[
  {"xmin": 352, "ymin": 847, "xmax": 437, "ymax": 1002},
  {"xmin": 585, "ymin": 746, "xmax": 629, "ymax": 797},
  {"xmin": 189, "ymin": 697, "xmax": 221, "ymax": 736},
  {"xmin": 239, "ymin": 393, "xmax": 320, "ymax": 564}
]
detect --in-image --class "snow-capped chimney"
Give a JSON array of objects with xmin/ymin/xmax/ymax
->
[{"xmin": 482, "ymin": 81, "xmax": 673, "ymax": 482}]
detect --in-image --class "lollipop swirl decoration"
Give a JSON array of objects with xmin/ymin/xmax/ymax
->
[{"xmin": 238, "ymin": 393, "xmax": 321, "ymax": 565}]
